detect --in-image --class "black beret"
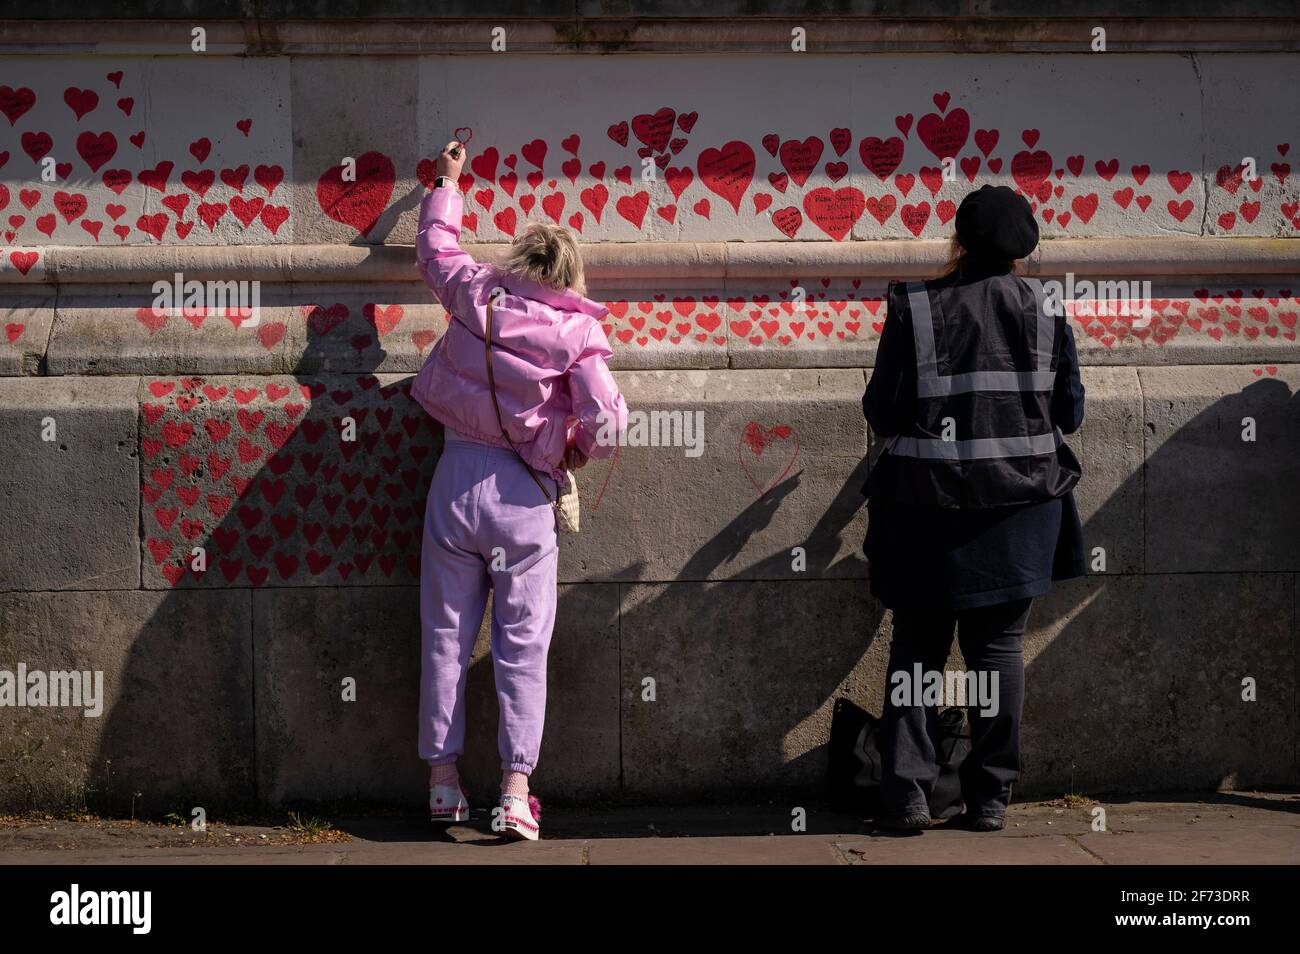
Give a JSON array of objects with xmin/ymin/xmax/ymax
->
[{"xmin": 954, "ymin": 184, "xmax": 1039, "ymax": 261}]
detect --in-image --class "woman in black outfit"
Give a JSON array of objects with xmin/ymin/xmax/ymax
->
[{"xmin": 861, "ymin": 185, "xmax": 1087, "ymax": 832}]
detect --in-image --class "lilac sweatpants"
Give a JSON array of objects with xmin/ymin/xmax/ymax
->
[{"xmin": 417, "ymin": 431, "xmax": 558, "ymax": 774}]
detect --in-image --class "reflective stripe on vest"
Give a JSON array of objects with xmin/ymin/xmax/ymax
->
[
  {"xmin": 885, "ymin": 429, "xmax": 1064, "ymax": 462},
  {"xmin": 890, "ymin": 278, "xmax": 1061, "ymax": 461},
  {"xmin": 906, "ymin": 279, "xmax": 1056, "ymax": 398}
]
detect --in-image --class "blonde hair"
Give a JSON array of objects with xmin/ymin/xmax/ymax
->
[{"xmin": 501, "ymin": 221, "xmax": 586, "ymax": 297}]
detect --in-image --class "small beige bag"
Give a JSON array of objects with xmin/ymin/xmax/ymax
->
[
  {"xmin": 483, "ymin": 300, "xmax": 580, "ymax": 534},
  {"xmin": 553, "ymin": 468, "xmax": 580, "ymax": 534}
]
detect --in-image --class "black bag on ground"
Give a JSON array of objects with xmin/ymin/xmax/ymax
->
[{"xmin": 827, "ymin": 697, "xmax": 968, "ymax": 820}]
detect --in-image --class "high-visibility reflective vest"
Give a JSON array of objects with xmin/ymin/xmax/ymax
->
[{"xmin": 864, "ymin": 271, "xmax": 1083, "ymax": 509}]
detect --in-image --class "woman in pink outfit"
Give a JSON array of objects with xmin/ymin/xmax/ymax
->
[{"xmin": 411, "ymin": 140, "xmax": 627, "ymax": 841}]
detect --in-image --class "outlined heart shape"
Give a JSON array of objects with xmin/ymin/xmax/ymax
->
[{"xmin": 737, "ymin": 422, "xmax": 799, "ymax": 499}]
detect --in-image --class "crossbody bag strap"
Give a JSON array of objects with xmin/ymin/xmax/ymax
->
[{"xmin": 484, "ymin": 298, "xmax": 557, "ymax": 506}]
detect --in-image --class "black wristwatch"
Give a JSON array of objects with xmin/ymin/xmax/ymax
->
[{"xmin": 433, "ymin": 175, "xmax": 455, "ymax": 190}]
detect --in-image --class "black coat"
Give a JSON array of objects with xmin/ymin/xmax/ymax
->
[{"xmin": 861, "ymin": 265, "xmax": 1087, "ymax": 611}]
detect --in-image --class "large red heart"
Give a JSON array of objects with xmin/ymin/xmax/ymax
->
[
  {"xmin": 859, "ymin": 136, "xmax": 904, "ymax": 180},
  {"xmin": 802, "ymin": 187, "xmax": 865, "ymax": 241},
  {"xmin": 916, "ymin": 108, "xmax": 969, "ymax": 160},
  {"xmin": 304, "ymin": 303, "xmax": 349, "ymax": 337},
  {"xmin": 697, "ymin": 140, "xmax": 755, "ymax": 214},
  {"xmin": 76, "ymin": 130, "xmax": 117, "ymax": 173},
  {"xmin": 10, "ymin": 250, "xmax": 39, "ymax": 275},
  {"xmin": 615, "ymin": 192, "xmax": 649, "ymax": 229},
  {"xmin": 21, "ymin": 131, "xmax": 53, "ymax": 163},
  {"xmin": 631, "ymin": 107, "xmax": 676, "ymax": 153},
  {"xmin": 364, "ymin": 303, "xmax": 403, "ymax": 336},
  {"xmin": 779, "ymin": 136, "xmax": 824, "ymax": 187},
  {"xmin": 0, "ymin": 86, "xmax": 36, "ymax": 126},
  {"xmin": 1011, "ymin": 150, "xmax": 1053, "ymax": 196},
  {"xmin": 316, "ymin": 151, "xmax": 395, "ymax": 237},
  {"xmin": 63, "ymin": 86, "xmax": 99, "ymax": 120}
]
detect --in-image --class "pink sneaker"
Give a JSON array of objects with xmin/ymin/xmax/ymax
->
[
  {"xmin": 429, "ymin": 783, "xmax": 469, "ymax": 823},
  {"xmin": 498, "ymin": 793, "xmax": 542, "ymax": 841}
]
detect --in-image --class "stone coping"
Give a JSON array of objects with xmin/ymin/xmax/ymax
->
[
  {"xmin": 5, "ymin": 238, "xmax": 1300, "ymax": 285},
  {"xmin": 2, "ymin": 15, "xmax": 1300, "ymax": 54}
]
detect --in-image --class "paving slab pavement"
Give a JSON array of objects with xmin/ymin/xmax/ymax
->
[{"xmin": 1, "ymin": 793, "xmax": 1296, "ymax": 865}]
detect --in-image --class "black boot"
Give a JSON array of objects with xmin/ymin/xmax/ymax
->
[
  {"xmin": 875, "ymin": 810, "xmax": 932, "ymax": 832},
  {"xmin": 955, "ymin": 812, "xmax": 1005, "ymax": 832}
]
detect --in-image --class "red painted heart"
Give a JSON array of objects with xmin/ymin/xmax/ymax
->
[{"xmin": 315, "ymin": 151, "xmax": 396, "ymax": 237}]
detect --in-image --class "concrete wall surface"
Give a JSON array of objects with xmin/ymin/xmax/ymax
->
[{"xmin": 0, "ymin": 33, "xmax": 1297, "ymax": 812}]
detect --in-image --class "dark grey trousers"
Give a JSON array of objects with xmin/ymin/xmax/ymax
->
[{"xmin": 879, "ymin": 597, "xmax": 1033, "ymax": 818}]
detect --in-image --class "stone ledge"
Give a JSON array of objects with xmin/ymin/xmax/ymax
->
[
  {"xmin": 7, "ymin": 238, "xmax": 1300, "ymax": 286},
  {"xmin": 19, "ymin": 280, "xmax": 1300, "ymax": 378},
  {"xmin": 3, "ymin": 15, "xmax": 1300, "ymax": 55}
]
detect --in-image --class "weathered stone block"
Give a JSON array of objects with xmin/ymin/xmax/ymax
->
[
  {"xmin": 1140, "ymin": 365, "xmax": 1300, "ymax": 572},
  {"xmin": 47, "ymin": 286, "xmax": 293, "ymax": 376},
  {"xmin": 137, "ymin": 373, "xmax": 439, "ymax": 589},
  {"xmin": 459, "ymin": 585, "xmax": 621, "ymax": 799},
  {"xmin": 0, "ymin": 293, "xmax": 54, "ymax": 375},
  {"xmin": 1200, "ymin": 55, "xmax": 1300, "ymax": 238},
  {"xmin": 0, "ymin": 376, "xmax": 139, "ymax": 590},
  {"xmin": 0, "ymin": 56, "xmax": 291, "ymax": 249},
  {"xmin": 0, "ymin": 589, "xmax": 254, "ymax": 813},
  {"xmin": 619, "ymin": 580, "xmax": 885, "ymax": 799},
  {"xmin": 1065, "ymin": 367, "xmax": 1144, "ymax": 574},
  {"xmin": 47, "ymin": 284, "xmax": 444, "ymax": 377},
  {"xmin": 252, "ymin": 586, "xmax": 423, "ymax": 806},
  {"xmin": 291, "ymin": 57, "xmax": 422, "ymax": 246},
  {"xmin": 559, "ymin": 368, "xmax": 871, "ymax": 582},
  {"xmin": 137, "ymin": 57, "xmax": 294, "ymax": 246},
  {"xmin": 1022, "ymin": 573, "xmax": 1296, "ymax": 794},
  {"xmin": 252, "ymin": 583, "xmax": 619, "ymax": 805}
]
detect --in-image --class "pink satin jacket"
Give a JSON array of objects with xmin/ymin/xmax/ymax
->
[{"xmin": 410, "ymin": 186, "xmax": 627, "ymax": 481}]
